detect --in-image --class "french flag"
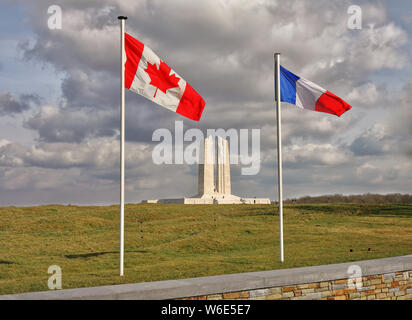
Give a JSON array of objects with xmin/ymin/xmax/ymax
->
[{"xmin": 276, "ymin": 65, "xmax": 352, "ymax": 117}]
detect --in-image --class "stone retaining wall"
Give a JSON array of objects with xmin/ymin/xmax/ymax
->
[{"xmin": 183, "ymin": 270, "xmax": 412, "ymax": 300}]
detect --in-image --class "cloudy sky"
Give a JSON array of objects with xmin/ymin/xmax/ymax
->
[{"xmin": 0, "ymin": 0, "xmax": 411, "ymax": 206}]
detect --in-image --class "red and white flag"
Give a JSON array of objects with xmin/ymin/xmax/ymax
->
[{"xmin": 124, "ymin": 33, "xmax": 206, "ymax": 121}]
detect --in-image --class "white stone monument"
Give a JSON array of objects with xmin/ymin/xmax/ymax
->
[{"xmin": 143, "ymin": 135, "xmax": 270, "ymax": 204}]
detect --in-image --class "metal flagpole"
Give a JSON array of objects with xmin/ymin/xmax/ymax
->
[
  {"xmin": 274, "ymin": 53, "xmax": 284, "ymax": 262},
  {"xmin": 118, "ymin": 16, "xmax": 127, "ymax": 276}
]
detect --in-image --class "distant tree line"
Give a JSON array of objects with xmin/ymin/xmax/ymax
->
[{"xmin": 285, "ymin": 193, "xmax": 412, "ymax": 204}]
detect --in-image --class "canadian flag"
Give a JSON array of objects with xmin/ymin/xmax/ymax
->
[{"xmin": 124, "ymin": 33, "xmax": 206, "ymax": 121}]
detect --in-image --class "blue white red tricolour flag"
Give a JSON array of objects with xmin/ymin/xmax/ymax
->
[{"xmin": 276, "ymin": 65, "xmax": 352, "ymax": 117}]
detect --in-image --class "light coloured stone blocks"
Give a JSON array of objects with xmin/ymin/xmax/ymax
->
[
  {"xmin": 269, "ymin": 287, "xmax": 282, "ymax": 294},
  {"xmin": 281, "ymin": 291, "xmax": 294, "ymax": 298},
  {"xmin": 249, "ymin": 289, "xmax": 270, "ymax": 298}
]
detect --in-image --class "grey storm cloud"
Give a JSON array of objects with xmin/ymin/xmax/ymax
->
[
  {"xmin": 0, "ymin": 0, "xmax": 411, "ymax": 205},
  {"xmin": 0, "ymin": 92, "xmax": 40, "ymax": 116},
  {"xmin": 350, "ymin": 123, "xmax": 390, "ymax": 156},
  {"xmin": 24, "ymin": 107, "xmax": 118, "ymax": 143}
]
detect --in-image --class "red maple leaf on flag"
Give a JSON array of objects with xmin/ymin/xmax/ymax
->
[{"xmin": 145, "ymin": 61, "xmax": 180, "ymax": 98}]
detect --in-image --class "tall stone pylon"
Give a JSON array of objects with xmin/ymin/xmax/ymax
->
[
  {"xmin": 146, "ymin": 134, "xmax": 270, "ymax": 204},
  {"xmin": 216, "ymin": 136, "xmax": 231, "ymax": 195},
  {"xmin": 198, "ymin": 135, "xmax": 215, "ymax": 195}
]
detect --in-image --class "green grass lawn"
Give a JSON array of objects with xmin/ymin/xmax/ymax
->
[{"xmin": 0, "ymin": 203, "xmax": 412, "ymax": 295}]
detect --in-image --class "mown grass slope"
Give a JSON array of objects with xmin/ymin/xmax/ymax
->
[{"xmin": 1, "ymin": 203, "xmax": 411, "ymax": 295}]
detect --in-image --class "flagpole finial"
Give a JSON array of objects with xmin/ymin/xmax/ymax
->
[{"xmin": 118, "ymin": 16, "xmax": 128, "ymax": 20}]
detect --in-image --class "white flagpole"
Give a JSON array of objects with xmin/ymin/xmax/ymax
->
[
  {"xmin": 118, "ymin": 16, "xmax": 127, "ymax": 276},
  {"xmin": 274, "ymin": 53, "xmax": 284, "ymax": 262}
]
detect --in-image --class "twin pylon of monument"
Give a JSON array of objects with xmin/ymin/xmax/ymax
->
[
  {"xmin": 191, "ymin": 135, "xmax": 270, "ymax": 204},
  {"xmin": 198, "ymin": 135, "xmax": 231, "ymax": 197},
  {"xmin": 143, "ymin": 135, "xmax": 270, "ymax": 204}
]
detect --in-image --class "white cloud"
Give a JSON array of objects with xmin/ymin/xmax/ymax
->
[
  {"xmin": 0, "ymin": 137, "xmax": 151, "ymax": 170},
  {"xmin": 347, "ymin": 23, "xmax": 408, "ymax": 72},
  {"xmin": 283, "ymin": 143, "xmax": 350, "ymax": 166},
  {"xmin": 347, "ymin": 83, "xmax": 388, "ymax": 108}
]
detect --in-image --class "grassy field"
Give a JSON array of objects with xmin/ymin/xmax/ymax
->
[{"xmin": 0, "ymin": 203, "xmax": 412, "ymax": 295}]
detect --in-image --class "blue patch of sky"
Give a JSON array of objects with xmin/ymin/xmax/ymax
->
[
  {"xmin": 0, "ymin": 2, "xmax": 65, "ymax": 145},
  {"xmin": 368, "ymin": 1, "xmax": 412, "ymax": 91},
  {"xmin": 0, "ymin": 2, "xmax": 62, "ymax": 102}
]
